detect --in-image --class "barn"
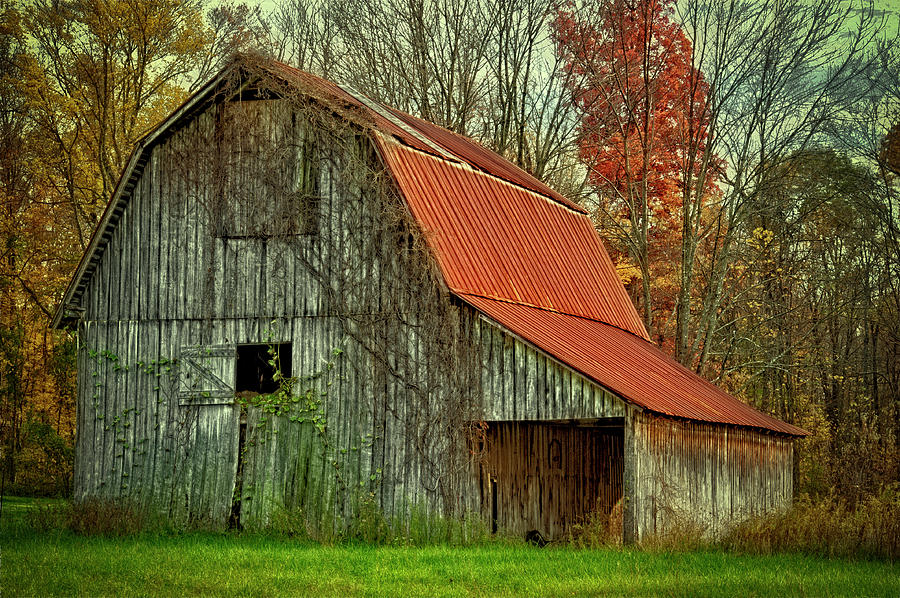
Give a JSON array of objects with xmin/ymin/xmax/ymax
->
[{"xmin": 51, "ymin": 55, "xmax": 806, "ymax": 542}]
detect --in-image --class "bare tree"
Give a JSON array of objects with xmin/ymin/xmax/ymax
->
[
  {"xmin": 266, "ymin": 0, "xmax": 586, "ymax": 192},
  {"xmin": 675, "ymin": 0, "xmax": 888, "ymax": 370}
]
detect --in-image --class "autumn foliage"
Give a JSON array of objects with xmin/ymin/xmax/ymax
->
[
  {"xmin": 0, "ymin": 0, "xmax": 256, "ymax": 496},
  {"xmin": 554, "ymin": 0, "xmax": 721, "ymax": 346}
]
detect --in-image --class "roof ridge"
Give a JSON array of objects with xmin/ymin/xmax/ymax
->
[
  {"xmin": 377, "ymin": 106, "xmax": 587, "ymax": 215},
  {"xmin": 338, "ymin": 84, "xmax": 460, "ymax": 162},
  {"xmin": 377, "ymin": 132, "xmax": 590, "ymax": 218}
]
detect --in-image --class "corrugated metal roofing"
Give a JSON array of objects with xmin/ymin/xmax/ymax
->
[
  {"xmin": 461, "ymin": 295, "xmax": 807, "ymax": 436},
  {"xmin": 263, "ymin": 61, "xmax": 440, "ymax": 157},
  {"xmin": 377, "ymin": 137, "xmax": 650, "ymax": 340},
  {"xmin": 382, "ymin": 106, "xmax": 584, "ymax": 212}
]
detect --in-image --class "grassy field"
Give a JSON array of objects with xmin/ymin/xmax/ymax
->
[{"xmin": 1, "ymin": 496, "xmax": 898, "ymax": 597}]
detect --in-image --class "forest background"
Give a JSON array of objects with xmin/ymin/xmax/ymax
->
[{"xmin": 1, "ymin": 0, "xmax": 898, "ymax": 508}]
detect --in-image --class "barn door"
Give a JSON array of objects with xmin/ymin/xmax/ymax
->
[{"xmin": 177, "ymin": 345, "xmax": 240, "ymax": 526}]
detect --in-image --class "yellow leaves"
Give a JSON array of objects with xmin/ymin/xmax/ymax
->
[
  {"xmin": 171, "ymin": 6, "xmax": 209, "ymax": 56},
  {"xmin": 137, "ymin": 82, "xmax": 189, "ymax": 135},
  {"xmin": 747, "ymin": 226, "xmax": 775, "ymax": 251},
  {"xmin": 615, "ymin": 261, "xmax": 642, "ymax": 285}
]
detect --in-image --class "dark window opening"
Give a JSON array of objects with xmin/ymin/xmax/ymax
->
[{"xmin": 235, "ymin": 343, "xmax": 292, "ymax": 394}]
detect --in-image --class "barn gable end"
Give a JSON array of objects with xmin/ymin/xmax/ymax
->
[{"xmin": 56, "ymin": 56, "xmax": 804, "ymax": 541}]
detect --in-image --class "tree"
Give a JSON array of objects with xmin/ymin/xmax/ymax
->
[
  {"xmin": 719, "ymin": 150, "xmax": 898, "ymax": 498},
  {"xmin": 268, "ymin": 0, "xmax": 588, "ymax": 198},
  {"xmin": 672, "ymin": 0, "xmax": 886, "ymax": 371},
  {"xmin": 554, "ymin": 0, "xmax": 718, "ymax": 345},
  {"xmin": 0, "ymin": 0, "xmax": 260, "ymax": 494},
  {"xmin": 18, "ymin": 0, "xmax": 212, "ymax": 249}
]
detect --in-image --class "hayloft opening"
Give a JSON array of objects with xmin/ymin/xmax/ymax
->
[{"xmin": 235, "ymin": 343, "xmax": 292, "ymax": 395}]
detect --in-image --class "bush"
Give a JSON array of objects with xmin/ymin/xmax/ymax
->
[
  {"xmin": 12, "ymin": 420, "xmax": 74, "ymax": 497},
  {"xmin": 723, "ymin": 485, "xmax": 900, "ymax": 560},
  {"xmin": 638, "ymin": 518, "xmax": 711, "ymax": 553}
]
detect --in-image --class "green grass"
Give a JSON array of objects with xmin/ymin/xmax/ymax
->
[{"xmin": 1, "ymin": 497, "xmax": 898, "ymax": 597}]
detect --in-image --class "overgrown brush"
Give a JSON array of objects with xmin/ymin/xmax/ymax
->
[
  {"xmin": 567, "ymin": 499, "xmax": 623, "ymax": 548},
  {"xmin": 723, "ymin": 485, "xmax": 900, "ymax": 560},
  {"xmin": 637, "ymin": 518, "xmax": 711, "ymax": 553},
  {"xmin": 24, "ymin": 497, "xmax": 157, "ymax": 536},
  {"xmin": 263, "ymin": 496, "xmax": 490, "ymax": 546}
]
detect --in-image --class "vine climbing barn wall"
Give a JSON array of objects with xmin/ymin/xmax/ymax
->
[
  {"xmin": 69, "ymin": 73, "xmax": 795, "ymax": 541},
  {"xmin": 72, "ymin": 93, "xmax": 485, "ymax": 529}
]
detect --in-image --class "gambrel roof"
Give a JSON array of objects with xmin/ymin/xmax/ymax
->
[{"xmin": 53, "ymin": 56, "xmax": 806, "ymax": 437}]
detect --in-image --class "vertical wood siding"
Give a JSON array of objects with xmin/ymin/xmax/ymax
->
[
  {"xmin": 74, "ymin": 98, "xmax": 485, "ymax": 529},
  {"xmin": 480, "ymin": 422, "xmax": 623, "ymax": 540},
  {"xmin": 624, "ymin": 409, "xmax": 794, "ymax": 542},
  {"xmin": 475, "ymin": 320, "xmax": 625, "ymax": 422}
]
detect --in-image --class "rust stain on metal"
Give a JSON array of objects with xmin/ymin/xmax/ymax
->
[
  {"xmin": 269, "ymin": 65, "xmax": 808, "ymax": 438},
  {"xmin": 630, "ymin": 414, "xmax": 795, "ymax": 537},
  {"xmin": 382, "ymin": 105, "xmax": 583, "ymax": 212},
  {"xmin": 97, "ymin": 57, "xmax": 803, "ymax": 438}
]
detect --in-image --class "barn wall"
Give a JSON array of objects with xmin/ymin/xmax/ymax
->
[
  {"xmin": 468, "ymin": 316, "xmax": 628, "ymax": 539},
  {"xmin": 475, "ymin": 318, "xmax": 626, "ymax": 422},
  {"xmin": 75, "ymin": 314, "xmax": 431, "ymax": 528},
  {"xmin": 80, "ymin": 103, "xmax": 358, "ymax": 325},
  {"xmin": 623, "ymin": 409, "xmax": 794, "ymax": 542},
  {"xmin": 74, "ymin": 96, "xmax": 483, "ymax": 529}
]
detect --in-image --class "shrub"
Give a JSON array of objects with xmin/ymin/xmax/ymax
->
[
  {"xmin": 263, "ymin": 498, "xmax": 490, "ymax": 546},
  {"xmin": 65, "ymin": 498, "xmax": 154, "ymax": 536},
  {"xmin": 265, "ymin": 504, "xmax": 317, "ymax": 541},
  {"xmin": 723, "ymin": 485, "xmax": 900, "ymax": 560},
  {"xmin": 12, "ymin": 420, "xmax": 74, "ymax": 497},
  {"xmin": 637, "ymin": 517, "xmax": 710, "ymax": 553},
  {"xmin": 23, "ymin": 497, "xmax": 156, "ymax": 536},
  {"xmin": 346, "ymin": 492, "xmax": 391, "ymax": 544},
  {"xmin": 567, "ymin": 499, "xmax": 623, "ymax": 548},
  {"xmin": 402, "ymin": 503, "xmax": 490, "ymax": 546}
]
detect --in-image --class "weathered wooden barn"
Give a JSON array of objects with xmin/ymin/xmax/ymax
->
[{"xmin": 52, "ymin": 56, "xmax": 806, "ymax": 542}]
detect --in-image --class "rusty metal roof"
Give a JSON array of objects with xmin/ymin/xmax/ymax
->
[
  {"xmin": 381, "ymin": 106, "xmax": 583, "ymax": 212},
  {"xmin": 377, "ymin": 137, "xmax": 650, "ymax": 339},
  {"xmin": 53, "ymin": 56, "xmax": 806, "ymax": 435},
  {"xmin": 250, "ymin": 60, "xmax": 808, "ymax": 435},
  {"xmin": 461, "ymin": 295, "xmax": 807, "ymax": 436}
]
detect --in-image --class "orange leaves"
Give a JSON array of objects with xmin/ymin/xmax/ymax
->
[{"xmin": 553, "ymin": 0, "xmax": 720, "ymax": 341}]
